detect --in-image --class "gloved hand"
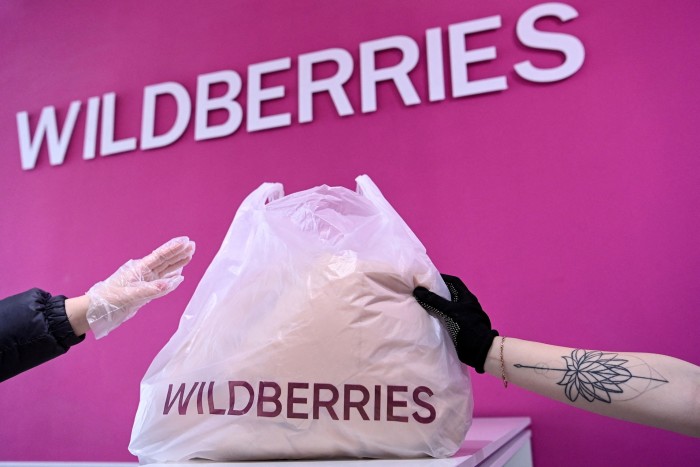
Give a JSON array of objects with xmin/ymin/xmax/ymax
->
[
  {"xmin": 413, "ymin": 274, "xmax": 498, "ymax": 373},
  {"xmin": 86, "ymin": 237, "xmax": 196, "ymax": 339}
]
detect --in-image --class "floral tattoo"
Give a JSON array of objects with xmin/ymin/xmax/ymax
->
[{"xmin": 514, "ymin": 349, "xmax": 668, "ymax": 403}]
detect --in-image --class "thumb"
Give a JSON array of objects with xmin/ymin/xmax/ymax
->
[
  {"xmin": 413, "ymin": 286, "xmax": 452, "ymax": 312},
  {"xmin": 150, "ymin": 274, "xmax": 185, "ymax": 298},
  {"xmin": 123, "ymin": 274, "xmax": 184, "ymax": 306}
]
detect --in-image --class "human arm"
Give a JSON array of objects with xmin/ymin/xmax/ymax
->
[
  {"xmin": 0, "ymin": 237, "xmax": 195, "ymax": 381},
  {"xmin": 0, "ymin": 288, "xmax": 84, "ymax": 382},
  {"xmin": 62, "ymin": 236, "xmax": 195, "ymax": 337},
  {"xmin": 483, "ymin": 337, "xmax": 700, "ymax": 437},
  {"xmin": 414, "ymin": 274, "xmax": 700, "ymax": 438}
]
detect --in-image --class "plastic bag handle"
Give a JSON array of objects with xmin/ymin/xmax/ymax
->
[
  {"xmin": 245, "ymin": 182, "xmax": 285, "ymax": 208},
  {"xmin": 355, "ymin": 174, "xmax": 425, "ymax": 250},
  {"xmin": 218, "ymin": 182, "xmax": 284, "ymax": 249}
]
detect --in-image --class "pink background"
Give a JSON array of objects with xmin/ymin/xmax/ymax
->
[{"xmin": 1, "ymin": 0, "xmax": 698, "ymax": 465}]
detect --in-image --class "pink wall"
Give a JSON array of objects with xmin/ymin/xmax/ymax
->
[{"xmin": 1, "ymin": 0, "xmax": 698, "ymax": 464}]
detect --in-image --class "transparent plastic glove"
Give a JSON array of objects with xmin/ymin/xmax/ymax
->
[{"xmin": 86, "ymin": 237, "xmax": 196, "ymax": 339}]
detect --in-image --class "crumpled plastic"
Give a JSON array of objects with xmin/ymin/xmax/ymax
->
[{"xmin": 129, "ymin": 175, "xmax": 472, "ymax": 463}]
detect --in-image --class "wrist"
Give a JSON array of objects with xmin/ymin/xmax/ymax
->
[
  {"xmin": 458, "ymin": 329, "xmax": 498, "ymax": 373},
  {"xmin": 65, "ymin": 295, "xmax": 90, "ymax": 336},
  {"xmin": 483, "ymin": 335, "xmax": 503, "ymax": 376}
]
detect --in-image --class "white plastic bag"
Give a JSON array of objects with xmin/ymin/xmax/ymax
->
[{"xmin": 129, "ymin": 175, "xmax": 472, "ymax": 463}]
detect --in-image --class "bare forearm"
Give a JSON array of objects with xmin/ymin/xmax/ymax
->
[
  {"xmin": 484, "ymin": 337, "xmax": 700, "ymax": 437},
  {"xmin": 65, "ymin": 295, "xmax": 90, "ymax": 336}
]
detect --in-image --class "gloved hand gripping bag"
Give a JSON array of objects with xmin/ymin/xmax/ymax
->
[{"xmin": 129, "ymin": 175, "xmax": 472, "ymax": 463}]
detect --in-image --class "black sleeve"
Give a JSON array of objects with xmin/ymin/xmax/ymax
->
[{"xmin": 0, "ymin": 288, "xmax": 85, "ymax": 382}]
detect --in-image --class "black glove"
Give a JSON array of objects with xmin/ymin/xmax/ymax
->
[{"xmin": 413, "ymin": 274, "xmax": 498, "ymax": 373}]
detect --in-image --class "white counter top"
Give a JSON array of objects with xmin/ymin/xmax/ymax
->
[{"xmin": 0, "ymin": 417, "xmax": 532, "ymax": 467}]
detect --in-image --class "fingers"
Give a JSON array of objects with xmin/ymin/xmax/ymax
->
[
  {"xmin": 149, "ymin": 274, "xmax": 185, "ymax": 298},
  {"xmin": 413, "ymin": 286, "xmax": 452, "ymax": 310},
  {"xmin": 117, "ymin": 274, "xmax": 186, "ymax": 307},
  {"xmin": 142, "ymin": 237, "xmax": 196, "ymax": 279},
  {"xmin": 163, "ymin": 267, "xmax": 184, "ymax": 279},
  {"xmin": 441, "ymin": 274, "xmax": 479, "ymax": 304},
  {"xmin": 149, "ymin": 236, "xmax": 194, "ymax": 267},
  {"xmin": 154, "ymin": 251, "xmax": 194, "ymax": 277}
]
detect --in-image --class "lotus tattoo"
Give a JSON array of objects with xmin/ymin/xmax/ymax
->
[{"xmin": 515, "ymin": 349, "xmax": 668, "ymax": 403}]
